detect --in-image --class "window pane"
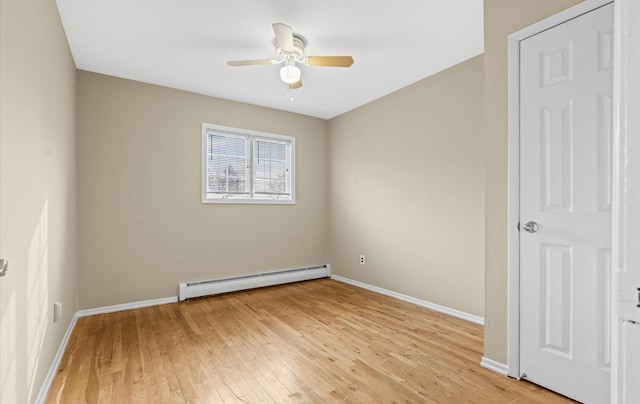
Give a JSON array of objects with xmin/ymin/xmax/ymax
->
[
  {"xmin": 254, "ymin": 138, "xmax": 289, "ymax": 196},
  {"xmin": 207, "ymin": 132, "xmax": 249, "ymax": 194}
]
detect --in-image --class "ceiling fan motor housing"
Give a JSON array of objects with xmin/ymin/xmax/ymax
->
[{"xmin": 276, "ymin": 36, "xmax": 305, "ymax": 64}]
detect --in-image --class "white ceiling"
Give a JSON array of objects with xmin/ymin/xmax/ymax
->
[{"xmin": 55, "ymin": 0, "xmax": 484, "ymax": 120}]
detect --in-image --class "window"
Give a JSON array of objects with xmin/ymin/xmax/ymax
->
[{"xmin": 202, "ymin": 123, "xmax": 295, "ymax": 204}]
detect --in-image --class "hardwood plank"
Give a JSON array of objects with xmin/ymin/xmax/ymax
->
[{"xmin": 46, "ymin": 279, "xmax": 577, "ymax": 403}]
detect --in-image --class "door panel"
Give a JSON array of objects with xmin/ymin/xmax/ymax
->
[
  {"xmin": 540, "ymin": 102, "xmax": 573, "ymax": 212},
  {"xmin": 520, "ymin": 4, "xmax": 613, "ymax": 403},
  {"xmin": 540, "ymin": 244, "xmax": 572, "ymax": 356},
  {"xmin": 597, "ymin": 94, "xmax": 613, "ymax": 212},
  {"xmin": 597, "ymin": 248, "xmax": 612, "ymax": 369}
]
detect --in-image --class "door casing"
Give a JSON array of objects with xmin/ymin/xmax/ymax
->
[{"xmin": 611, "ymin": 0, "xmax": 640, "ymax": 402}]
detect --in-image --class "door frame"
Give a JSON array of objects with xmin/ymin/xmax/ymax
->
[
  {"xmin": 611, "ymin": 0, "xmax": 638, "ymax": 402},
  {"xmin": 506, "ymin": 0, "xmax": 614, "ymax": 380}
]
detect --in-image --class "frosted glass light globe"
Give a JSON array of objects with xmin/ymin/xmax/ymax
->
[{"xmin": 280, "ymin": 64, "xmax": 301, "ymax": 84}]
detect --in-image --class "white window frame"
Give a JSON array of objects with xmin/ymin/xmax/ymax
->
[{"xmin": 201, "ymin": 123, "xmax": 295, "ymax": 204}]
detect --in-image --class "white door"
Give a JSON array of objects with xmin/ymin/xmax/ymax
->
[{"xmin": 519, "ymin": 3, "xmax": 613, "ymax": 403}]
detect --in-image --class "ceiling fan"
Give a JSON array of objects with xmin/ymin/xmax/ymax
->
[{"xmin": 226, "ymin": 23, "xmax": 354, "ymax": 90}]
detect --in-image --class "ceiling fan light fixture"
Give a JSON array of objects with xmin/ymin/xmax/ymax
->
[{"xmin": 280, "ymin": 64, "xmax": 301, "ymax": 84}]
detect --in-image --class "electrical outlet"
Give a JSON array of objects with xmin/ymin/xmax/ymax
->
[
  {"xmin": 360, "ymin": 255, "xmax": 366, "ymax": 265},
  {"xmin": 53, "ymin": 301, "xmax": 63, "ymax": 323}
]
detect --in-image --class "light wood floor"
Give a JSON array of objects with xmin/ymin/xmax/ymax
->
[{"xmin": 47, "ymin": 279, "xmax": 576, "ymax": 403}]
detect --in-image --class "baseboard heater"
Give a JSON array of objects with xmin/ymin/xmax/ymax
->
[{"xmin": 178, "ymin": 264, "xmax": 331, "ymax": 301}]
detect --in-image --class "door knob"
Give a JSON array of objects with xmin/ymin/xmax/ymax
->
[
  {"xmin": 0, "ymin": 258, "xmax": 7, "ymax": 277},
  {"xmin": 523, "ymin": 221, "xmax": 538, "ymax": 233}
]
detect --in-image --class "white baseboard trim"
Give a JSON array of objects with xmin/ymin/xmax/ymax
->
[
  {"xmin": 34, "ymin": 312, "xmax": 79, "ymax": 404},
  {"xmin": 331, "ymin": 275, "xmax": 484, "ymax": 325},
  {"xmin": 480, "ymin": 357, "xmax": 509, "ymax": 377},
  {"xmin": 76, "ymin": 296, "xmax": 178, "ymax": 317}
]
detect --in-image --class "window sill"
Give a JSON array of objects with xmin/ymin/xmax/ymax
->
[{"xmin": 201, "ymin": 197, "xmax": 296, "ymax": 205}]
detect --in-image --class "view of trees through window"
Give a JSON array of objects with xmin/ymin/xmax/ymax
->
[
  {"xmin": 207, "ymin": 133, "xmax": 248, "ymax": 194},
  {"xmin": 254, "ymin": 139, "xmax": 287, "ymax": 195}
]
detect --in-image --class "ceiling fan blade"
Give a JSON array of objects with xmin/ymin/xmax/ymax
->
[
  {"xmin": 272, "ymin": 23, "xmax": 294, "ymax": 52},
  {"xmin": 303, "ymin": 56, "xmax": 354, "ymax": 67},
  {"xmin": 289, "ymin": 79, "xmax": 302, "ymax": 90},
  {"xmin": 227, "ymin": 59, "xmax": 277, "ymax": 66}
]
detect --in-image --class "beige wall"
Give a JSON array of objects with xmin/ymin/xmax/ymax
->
[
  {"xmin": 76, "ymin": 71, "xmax": 329, "ymax": 309},
  {"xmin": 0, "ymin": 0, "xmax": 78, "ymax": 402},
  {"xmin": 328, "ymin": 56, "xmax": 485, "ymax": 317},
  {"xmin": 77, "ymin": 56, "xmax": 486, "ymax": 319},
  {"xmin": 483, "ymin": 0, "xmax": 584, "ymax": 364}
]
